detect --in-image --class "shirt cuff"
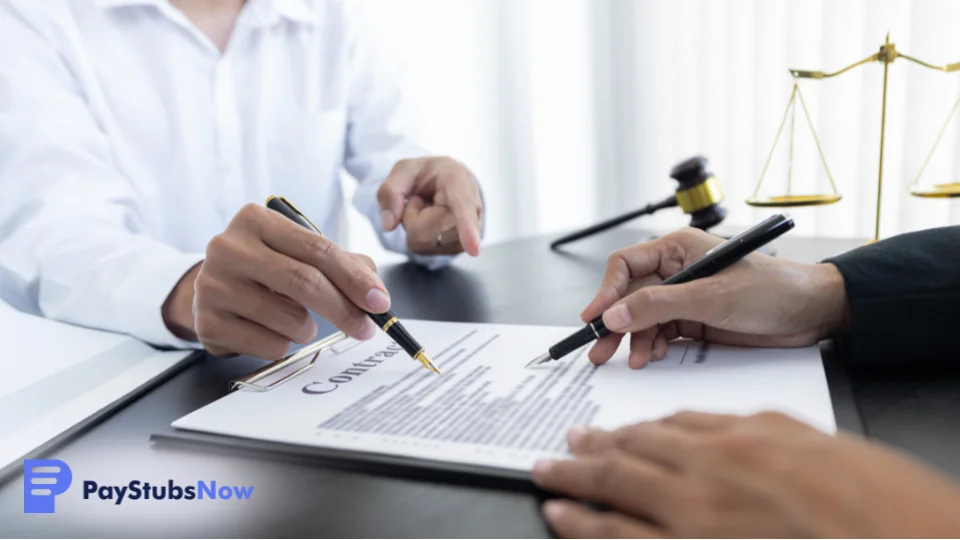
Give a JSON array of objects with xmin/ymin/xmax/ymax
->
[{"xmin": 114, "ymin": 251, "xmax": 205, "ymax": 349}]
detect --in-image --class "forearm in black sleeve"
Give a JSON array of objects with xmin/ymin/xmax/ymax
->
[{"xmin": 823, "ymin": 225, "xmax": 960, "ymax": 366}]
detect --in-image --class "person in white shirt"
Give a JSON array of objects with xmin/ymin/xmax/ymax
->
[{"xmin": 0, "ymin": 0, "xmax": 484, "ymax": 360}]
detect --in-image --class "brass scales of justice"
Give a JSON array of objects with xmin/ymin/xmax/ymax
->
[{"xmin": 747, "ymin": 32, "xmax": 960, "ymax": 241}]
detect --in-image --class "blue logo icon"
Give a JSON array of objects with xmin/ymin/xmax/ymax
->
[{"xmin": 24, "ymin": 459, "xmax": 72, "ymax": 514}]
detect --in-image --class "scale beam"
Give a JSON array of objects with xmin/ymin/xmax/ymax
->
[
  {"xmin": 749, "ymin": 32, "xmax": 960, "ymax": 241},
  {"xmin": 790, "ymin": 52, "xmax": 881, "ymax": 80}
]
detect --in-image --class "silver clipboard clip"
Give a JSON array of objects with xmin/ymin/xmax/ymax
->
[{"xmin": 229, "ymin": 331, "xmax": 363, "ymax": 392}]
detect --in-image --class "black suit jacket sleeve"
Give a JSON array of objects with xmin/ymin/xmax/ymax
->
[{"xmin": 823, "ymin": 225, "xmax": 960, "ymax": 366}]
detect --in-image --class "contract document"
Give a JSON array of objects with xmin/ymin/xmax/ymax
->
[{"xmin": 171, "ymin": 321, "xmax": 836, "ymax": 474}]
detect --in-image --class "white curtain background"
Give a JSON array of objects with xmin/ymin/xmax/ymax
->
[{"xmin": 343, "ymin": 0, "xmax": 960, "ymax": 262}]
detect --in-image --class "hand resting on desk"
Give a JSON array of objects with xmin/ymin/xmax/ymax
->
[{"xmin": 532, "ymin": 410, "xmax": 960, "ymax": 538}]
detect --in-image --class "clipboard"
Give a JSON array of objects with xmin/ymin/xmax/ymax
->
[
  {"xmin": 228, "ymin": 330, "xmax": 363, "ymax": 392},
  {"xmin": 152, "ymin": 340, "xmax": 864, "ymax": 488}
]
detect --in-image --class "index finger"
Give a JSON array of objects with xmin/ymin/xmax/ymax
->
[
  {"xmin": 442, "ymin": 176, "xmax": 482, "ymax": 257},
  {"xmin": 580, "ymin": 229, "xmax": 716, "ymax": 322},
  {"xmin": 567, "ymin": 422, "xmax": 693, "ymax": 470},
  {"xmin": 580, "ymin": 242, "xmax": 666, "ymax": 322},
  {"xmin": 661, "ymin": 410, "xmax": 743, "ymax": 431},
  {"xmin": 255, "ymin": 206, "xmax": 391, "ymax": 313}
]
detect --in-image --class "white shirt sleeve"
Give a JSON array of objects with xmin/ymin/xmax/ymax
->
[
  {"xmin": 0, "ymin": 6, "xmax": 204, "ymax": 349},
  {"xmin": 339, "ymin": 2, "xmax": 485, "ymax": 271}
]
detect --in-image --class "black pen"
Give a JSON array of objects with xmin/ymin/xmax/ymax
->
[
  {"xmin": 265, "ymin": 195, "xmax": 441, "ymax": 375},
  {"xmin": 526, "ymin": 213, "xmax": 795, "ymax": 368}
]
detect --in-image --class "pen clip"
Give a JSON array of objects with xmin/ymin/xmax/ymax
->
[
  {"xmin": 230, "ymin": 331, "xmax": 351, "ymax": 392},
  {"xmin": 268, "ymin": 195, "xmax": 324, "ymax": 236}
]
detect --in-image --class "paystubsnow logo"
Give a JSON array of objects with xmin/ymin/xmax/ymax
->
[
  {"xmin": 83, "ymin": 479, "xmax": 254, "ymax": 504},
  {"xmin": 24, "ymin": 459, "xmax": 253, "ymax": 513},
  {"xmin": 24, "ymin": 459, "xmax": 72, "ymax": 514}
]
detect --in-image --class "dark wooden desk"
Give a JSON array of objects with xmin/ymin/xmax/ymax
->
[{"xmin": 3, "ymin": 229, "xmax": 959, "ymax": 538}]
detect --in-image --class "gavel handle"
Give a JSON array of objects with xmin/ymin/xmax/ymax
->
[{"xmin": 550, "ymin": 196, "xmax": 678, "ymax": 250}]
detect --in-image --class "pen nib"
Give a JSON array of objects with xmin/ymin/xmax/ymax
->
[
  {"xmin": 415, "ymin": 351, "xmax": 441, "ymax": 375},
  {"xmin": 525, "ymin": 352, "xmax": 552, "ymax": 368}
]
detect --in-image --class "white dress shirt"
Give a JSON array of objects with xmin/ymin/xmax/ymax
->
[{"xmin": 0, "ymin": 0, "xmax": 459, "ymax": 349}]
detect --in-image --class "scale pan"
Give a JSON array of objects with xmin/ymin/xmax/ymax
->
[
  {"xmin": 745, "ymin": 194, "xmax": 842, "ymax": 207},
  {"xmin": 909, "ymin": 182, "xmax": 960, "ymax": 198}
]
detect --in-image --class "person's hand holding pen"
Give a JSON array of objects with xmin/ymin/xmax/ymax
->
[
  {"xmin": 579, "ymin": 227, "xmax": 851, "ymax": 369},
  {"xmin": 377, "ymin": 157, "xmax": 484, "ymax": 256},
  {"xmin": 162, "ymin": 203, "xmax": 391, "ymax": 360}
]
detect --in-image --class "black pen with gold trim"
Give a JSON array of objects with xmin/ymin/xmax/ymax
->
[{"xmin": 265, "ymin": 195, "xmax": 440, "ymax": 375}]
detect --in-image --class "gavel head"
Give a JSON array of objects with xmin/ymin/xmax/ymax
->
[{"xmin": 670, "ymin": 156, "xmax": 727, "ymax": 231}]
